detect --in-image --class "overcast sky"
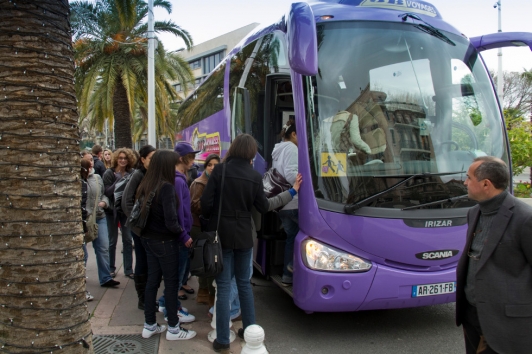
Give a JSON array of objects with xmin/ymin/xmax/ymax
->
[{"xmin": 154, "ymin": 0, "xmax": 532, "ymax": 73}]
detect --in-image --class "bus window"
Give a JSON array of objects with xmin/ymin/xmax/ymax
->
[
  {"xmin": 178, "ymin": 62, "xmax": 226, "ymax": 126},
  {"xmin": 229, "ymin": 31, "xmax": 289, "ymax": 155}
]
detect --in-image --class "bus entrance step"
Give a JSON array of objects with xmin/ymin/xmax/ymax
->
[{"xmin": 271, "ymin": 274, "xmax": 293, "ymax": 298}]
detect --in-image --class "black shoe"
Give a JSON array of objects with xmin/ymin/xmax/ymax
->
[
  {"xmin": 213, "ymin": 339, "xmax": 230, "ymax": 352},
  {"xmin": 101, "ymin": 279, "xmax": 120, "ymax": 287},
  {"xmin": 237, "ymin": 328, "xmax": 244, "ymax": 340},
  {"xmin": 181, "ymin": 286, "xmax": 195, "ymax": 294},
  {"xmin": 178, "ymin": 294, "xmax": 187, "ymax": 300}
]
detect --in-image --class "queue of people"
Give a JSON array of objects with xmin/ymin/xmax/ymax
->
[{"xmin": 79, "ymin": 134, "xmax": 300, "ymax": 350}]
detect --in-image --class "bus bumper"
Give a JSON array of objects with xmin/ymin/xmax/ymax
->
[{"xmin": 293, "ymin": 260, "xmax": 456, "ymax": 313}]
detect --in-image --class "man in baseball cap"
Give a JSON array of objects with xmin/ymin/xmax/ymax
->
[{"xmin": 174, "ymin": 142, "xmax": 201, "ymax": 157}]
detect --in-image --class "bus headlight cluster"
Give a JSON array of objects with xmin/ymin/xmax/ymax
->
[{"xmin": 302, "ymin": 239, "xmax": 372, "ymax": 272}]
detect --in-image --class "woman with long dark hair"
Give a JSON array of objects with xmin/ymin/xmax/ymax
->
[
  {"xmin": 122, "ymin": 144, "xmax": 156, "ymax": 310},
  {"xmin": 200, "ymin": 134, "xmax": 272, "ymax": 352},
  {"xmin": 137, "ymin": 150, "xmax": 196, "ymax": 341}
]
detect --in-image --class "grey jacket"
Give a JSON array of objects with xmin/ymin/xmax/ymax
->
[
  {"xmin": 252, "ymin": 190, "xmax": 293, "ymax": 237},
  {"xmin": 456, "ymin": 193, "xmax": 532, "ymax": 354},
  {"xmin": 86, "ymin": 172, "xmax": 109, "ymax": 220}
]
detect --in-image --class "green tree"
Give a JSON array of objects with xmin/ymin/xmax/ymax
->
[
  {"xmin": 71, "ymin": 0, "xmax": 194, "ymax": 148},
  {"xmin": 504, "ymin": 109, "xmax": 532, "ymax": 176}
]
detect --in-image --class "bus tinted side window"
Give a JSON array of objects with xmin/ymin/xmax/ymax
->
[
  {"xmin": 229, "ymin": 32, "xmax": 288, "ymax": 155},
  {"xmin": 178, "ymin": 62, "xmax": 226, "ymax": 126}
]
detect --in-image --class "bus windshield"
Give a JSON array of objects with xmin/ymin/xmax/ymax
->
[{"xmin": 305, "ymin": 21, "xmax": 508, "ymax": 209}]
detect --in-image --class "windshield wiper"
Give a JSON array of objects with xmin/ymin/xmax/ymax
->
[
  {"xmin": 399, "ymin": 13, "xmax": 456, "ymax": 46},
  {"xmin": 344, "ymin": 171, "xmax": 465, "ymax": 214},
  {"xmin": 401, "ymin": 194, "xmax": 469, "ymax": 210}
]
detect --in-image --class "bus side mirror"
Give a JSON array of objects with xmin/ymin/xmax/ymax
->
[
  {"xmin": 470, "ymin": 32, "xmax": 532, "ymax": 52},
  {"xmin": 287, "ymin": 2, "xmax": 318, "ymax": 76}
]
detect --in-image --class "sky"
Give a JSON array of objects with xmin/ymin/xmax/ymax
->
[{"xmin": 154, "ymin": 0, "xmax": 532, "ymax": 73}]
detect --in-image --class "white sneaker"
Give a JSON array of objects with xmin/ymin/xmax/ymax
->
[
  {"xmin": 142, "ymin": 323, "xmax": 166, "ymax": 339},
  {"xmin": 166, "ymin": 326, "xmax": 196, "ymax": 341},
  {"xmin": 178, "ymin": 308, "xmax": 195, "ymax": 323},
  {"xmin": 86, "ymin": 292, "xmax": 94, "ymax": 301},
  {"xmin": 164, "ymin": 308, "xmax": 195, "ymax": 323},
  {"xmin": 159, "ymin": 306, "xmax": 187, "ymax": 313}
]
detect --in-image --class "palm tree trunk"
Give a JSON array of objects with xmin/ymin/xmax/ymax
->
[
  {"xmin": 113, "ymin": 80, "xmax": 133, "ymax": 148},
  {"xmin": 0, "ymin": 0, "xmax": 92, "ymax": 352}
]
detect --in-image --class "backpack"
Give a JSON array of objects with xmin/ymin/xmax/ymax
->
[{"xmin": 113, "ymin": 170, "xmax": 135, "ymax": 214}]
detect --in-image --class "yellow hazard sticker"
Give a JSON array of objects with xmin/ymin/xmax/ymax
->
[{"xmin": 320, "ymin": 153, "xmax": 347, "ymax": 177}]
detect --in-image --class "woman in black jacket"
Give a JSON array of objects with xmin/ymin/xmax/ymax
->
[
  {"xmin": 137, "ymin": 150, "xmax": 196, "ymax": 341},
  {"xmin": 200, "ymin": 134, "xmax": 270, "ymax": 352}
]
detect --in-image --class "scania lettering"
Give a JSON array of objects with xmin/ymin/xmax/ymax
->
[{"xmin": 175, "ymin": 0, "xmax": 531, "ymax": 312}]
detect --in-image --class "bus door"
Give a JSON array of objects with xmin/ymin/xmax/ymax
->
[{"xmin": 255, "ymin": 73, "xmax": 295, "ymax": 278}]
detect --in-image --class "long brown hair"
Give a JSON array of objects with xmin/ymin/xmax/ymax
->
[
  {"xmin": 80, "ymin": 159, "xmax": 91, "ymax": 180},
  {"xmin": 224, "ymin": 134, "xmax": 257, "ymax": 162},
  {"xmin": 136, "ymin": 150, "xmax": 179, "ymax": 210}
]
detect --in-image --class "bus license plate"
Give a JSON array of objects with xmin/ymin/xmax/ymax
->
[{"xmin": 412, "ymin": 282, "xmax": 456, "ymax": 297}]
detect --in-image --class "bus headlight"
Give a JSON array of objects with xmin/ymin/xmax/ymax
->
[{"xmin": 302, "ymin": 239, "xmax": 372, "ymax": 272}]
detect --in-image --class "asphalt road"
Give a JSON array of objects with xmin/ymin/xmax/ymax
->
[{"xmin": 251, "ymin": 276, "xmax": 464, "ymax": 354}]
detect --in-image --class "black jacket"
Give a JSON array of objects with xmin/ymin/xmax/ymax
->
[
  {"xmin": 201, "ymin": 157, "xmax": 269, "ymax": 249},
  {"xmin": 81, "ymin": 179, "xmax": 88, "ymax": 233},
  {"xmin": 121, "ymin": 168, "xmax": 146, "ymax": 217},
  {"xmin": 92, "ymin": 155, "xmax": 106, "ymax": 178},
  {"xmin": 142, "ymin": 182, "xmax": 184, "ymax": 241}
]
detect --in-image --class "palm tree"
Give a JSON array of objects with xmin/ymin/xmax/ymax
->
[
  {"xmin": 0, "ymin": 0, "xmax": 92, "ymax": 352},
  {"xmin": 71, "ymin": 0, "xmax": 194, "ymax": 148}
]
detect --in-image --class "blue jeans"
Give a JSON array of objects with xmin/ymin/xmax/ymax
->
[
  {"xmin": 215, "ymin": 248, "xmax": 255, "ymax": 345},
  {"xmin": 142, "ymin": 238, "xmax": 179, "ymax": 328},
  {"xmin": 132, "ymin": 232, "xmax": 147, "ymax": 276},
  {"xmin": 106, "ymin": 212, "xmax": 133, "ymax": 275},
  {"xmin": 278, "ymin": 209, "xmax": 299, "ymax": 278},
  {"xmin": 92, "ymin": 217, "xmax": 113, "ymax": 285}
]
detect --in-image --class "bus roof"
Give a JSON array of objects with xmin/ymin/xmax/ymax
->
[{"xmin": 310, "ymin": 0, "xmax": 442, "ymax": 19}]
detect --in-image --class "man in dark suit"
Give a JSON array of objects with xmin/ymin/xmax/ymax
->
[{"xmin": 456, "ymin": 156, "xmax": 532, "ymax": 354}]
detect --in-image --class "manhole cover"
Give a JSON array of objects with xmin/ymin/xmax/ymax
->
[{"xmin": 93, "ymin": 334, "xmax": 159, "ymax": 354}]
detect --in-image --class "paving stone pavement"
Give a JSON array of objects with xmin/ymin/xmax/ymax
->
[{"xmin": 85, "ymin": 239, "xmax": 244, "ymax": 354}]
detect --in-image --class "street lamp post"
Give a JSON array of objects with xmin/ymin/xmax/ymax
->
[
  {"xmin": 494, "ymin": 1, "xmax": 503, "ymax": 102},
  {"xmin": 147, "ymin": 0, "xmax": 156, "ymax": 147}
]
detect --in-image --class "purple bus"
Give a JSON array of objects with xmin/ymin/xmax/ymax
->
[{"xmin": 176, "ymin": 0, "xmax": 532, "ymax": 313}]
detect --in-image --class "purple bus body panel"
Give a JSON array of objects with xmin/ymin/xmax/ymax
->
[
  {"xmin": 471, "ymin": 32, "xmax": 532, "ymax": 52},
  {"xmin": 358, "ymin": 265, "xmax": 456, "ymax": 311},
  {"xmin": 319, "ymin": 210, "xmax": 466, "ymax": 268}
]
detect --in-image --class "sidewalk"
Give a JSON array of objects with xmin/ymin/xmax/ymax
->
[{"xmin": 85, "ymin": 239, "xmax": 244, "ymax": 353}]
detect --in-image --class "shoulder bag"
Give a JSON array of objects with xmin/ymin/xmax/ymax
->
[
  {"xmin": 126, "ymin": 186, "xmax": 157, "ymax": 236},
  {"xmin": 84, "ymin": 180, "xmax": 99, "ymax": 243},
  {"xmin": 189, "ymin": 163, "xmax": 225, "ymax": 277},
  {"xmin": 263, "ymin": 167, "xmax": 291, "ymax": 198}
]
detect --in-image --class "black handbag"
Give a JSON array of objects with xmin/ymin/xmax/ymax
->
[
  {"xmin": 125, "ymin": 188, "xmax": 156, "ymax": 235},
  {"xmin": 263, "ymin": 167, "xmax": 291, "ymax": 198},
  {"xmin": 189, "ymin": 163, "xmax": 225, "ymax": 277}
]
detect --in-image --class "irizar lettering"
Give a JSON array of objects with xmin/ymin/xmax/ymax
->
[
  {"xmin": 422, "ymin": 251, "xmax": 453, "ymax": 260},
  {"xmin": 424, "ymin": 220, "xmax": 452, "ymax": 227}
]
